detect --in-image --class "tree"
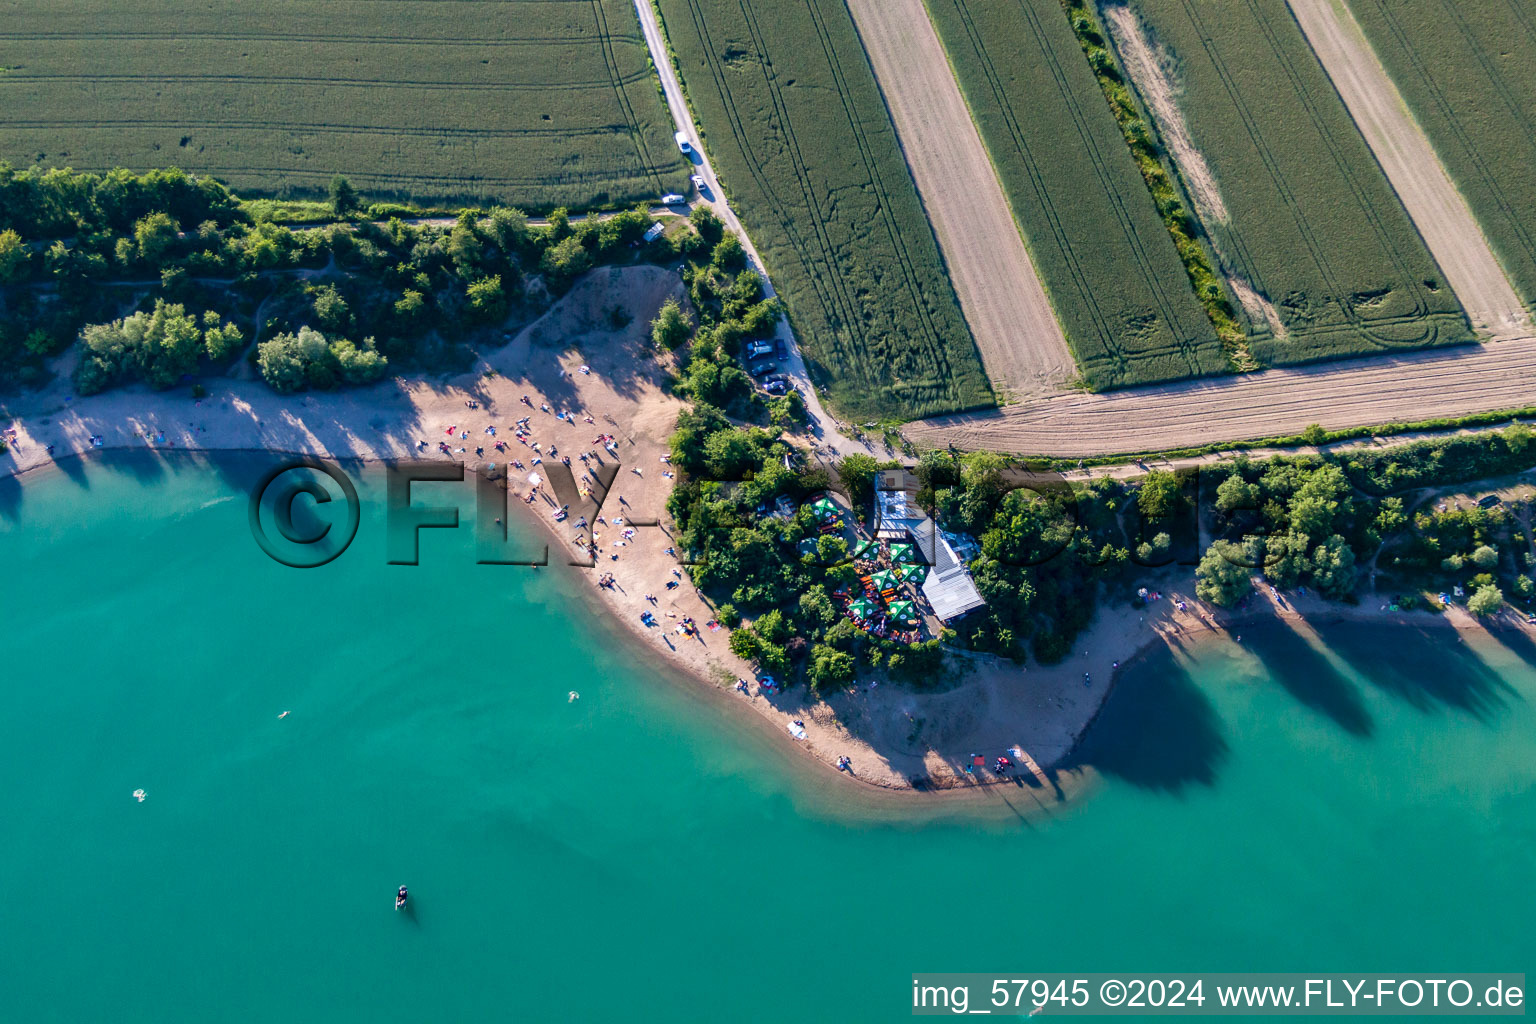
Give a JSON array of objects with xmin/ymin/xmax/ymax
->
[
  {"xmin": 1137, "ymin": 470, "xmax": 1181, "ymax": 520},
  {"xmin": 798, "ymin": 585, "xmax": 836, "ymax": 627},
  {"xmin": 0, "ymin": 228, "xmax": 28, "ymax": 282},
  {"xmin": 132, "ymin": 211, "xmax": 180, "ymax": 265},
  {"xmin": 1300, "ymin": 422, "xmax": 1329, "ymax": 447},
  {"xmin": 202, "ymin": 311, "xmax": 245, "ymax": 361},
  {"xmin": 650, "ymin": 297, "xmax": 693, "ymax": 350},
  {"xmin": 540, "ymin": 235, "xmax": 592, "ymax": 285},
  {"xmin": 1215, "ymin": 473, "xmax": 1261, "ymax": 514},
  {"xmin": 312, "ymin": 284, "xmax": 351, "ymax": 332},
  {"xmin": 1374, "ymin": 496, "xmax": 1406, "ymax": 536},
  {"xmin": 327, "ymin": 176, "xmax": 359, "ymax": 217},
  {"xmin": 1470, "ymin": 544, "xmax": 1499, "ymax": 570},
  {"xmin": 837, "ymin": 452, "xmax": 881, "ymax": 510},
  {"xmin": 330, "ymin": 336, "xmax": 388, "ymax": 384},
  {"xmin": 257, "ymin": 326, "xmax": 330, "ymax": 393},
  {"xmin": 808, "ymin": 644, "xmax": 855, "ymax": 691},
  {"xmin": 465, "ymin": 274, "xmax": 506, "ymax": 321},
  {"xmin": 1467, "ymin": 584, "xmax": 1503, "ymax": 617},
  {"xmin": 728, "ymin": 627, "xmax": 761, "ymax": 662},
  {"xmin": 1309, "ymin": 534, "xmax": 1357, "ymax": 599},
  {"xmin": 1196, "ymin": 540, "xmax": 1253, "ymax": 607}
]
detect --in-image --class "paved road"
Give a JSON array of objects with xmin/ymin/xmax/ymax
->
[{"xmin": 631, "ymin": 0, "xmax": 864, "ymax": 456}]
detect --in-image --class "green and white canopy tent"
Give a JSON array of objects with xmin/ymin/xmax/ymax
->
[
  {"xmin": 888, "ymin": 541, "xmax": 916, "ymax": 563},
  {"xmin": 896, "ymin": 563, "xmax": 927, "ymax": 584},
  {"xmin": 850, "ymin": 538, "xmax": 877, "ymax": 560},
  {"xmin": 886, "ymin": 599, "xmax": 918, "ymax": 624},
  {"xmin": 848, "ymin": 596, "xmax": 879, "ymax": 619},
  {"xmin": 809, "ymin": 497, "xmax": 840, "ymax": 521},
  {"xmin": 869, "ymin": 569, "xmax": 900, "ymax": 592}
]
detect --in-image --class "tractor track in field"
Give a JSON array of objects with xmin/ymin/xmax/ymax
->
[
  {"xmin": 1287, "ymin": 0, "xmax": 1531, "ymax": 341},
  {"xmin": 842, "ymin": 0, "xmax": 1074, "ymax": 400}
]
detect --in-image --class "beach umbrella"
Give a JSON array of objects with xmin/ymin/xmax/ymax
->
[
  {"xmin": 888, "ymin": 541, "xmax": 916, "ymax": 563},
  {"xmin": 886, "ymin": 599, "xmax": 917, "ymax": 623},
  {"xmin": 848, "ymin": 597, "xmax": 878, "ymax": 619},
  {"xmin": 869, "ymin": 569, "xmax": 899, "ymax": 591},
  {"xmin": 810, "ymin": 497, "xmax": 840, "ymax": 520},
  {"xmin": 896, "ymin": 563, "xmax": 926, "ymax": 583}
]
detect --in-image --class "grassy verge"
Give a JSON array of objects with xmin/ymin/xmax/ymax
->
[{"xmin": 1057, "ymin": 0, "xmax": 1248, "ymax": 367}]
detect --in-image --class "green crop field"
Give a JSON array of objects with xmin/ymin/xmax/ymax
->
[
  {"xmin": 1346, "ymin": 0, "xmax": 1536, "ymax": 310},
  {"xmin": 1118, "ymin": 0, "xmax": 1473, "ymax": 366},
  {"xmin": 925, "ymin": 0, "xmax": 1228, "ymax": 390},
  {"xmin": 656, "ymin": 0, "xmax": 992, "ymax": 420},
  {"xmin": 0, "ymin": 0, "xmax": 686, "ymax": 210}
]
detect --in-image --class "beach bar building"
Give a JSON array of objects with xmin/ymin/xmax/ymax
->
[{"xmin": 873, "ymin": 470, "xmax": 985, "ymax": 623}]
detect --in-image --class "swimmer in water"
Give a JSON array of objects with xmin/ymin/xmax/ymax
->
[{"xmin": 278, "ymin": 711, "xmax": 289, "ymax": 719}]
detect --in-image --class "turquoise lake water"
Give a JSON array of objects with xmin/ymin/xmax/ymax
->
[{"xmin": 2, "ymin": 453, "xmax": 1532, "ymax": 1021}]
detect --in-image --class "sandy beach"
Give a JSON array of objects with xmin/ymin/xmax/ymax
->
[{"xmin": 6, "ymin": 264, "xmax": 1533, "ymax": 800}]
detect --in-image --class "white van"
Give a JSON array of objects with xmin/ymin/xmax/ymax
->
[
  {"xmin": 674, "ymin": 131, "xmax": 692, "ymax": 154},
  {"xmin": 660, "ymin": 193, "xmax": 686, "ymax": 205}
]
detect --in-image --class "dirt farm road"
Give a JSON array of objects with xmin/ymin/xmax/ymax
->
[
  {"xmin": 907, "ymin": 336, "xmax": 1536, "ymax": 458},
  {"xmin": 844, "ymin": 0, "xmax": 1075, "ymax": 400},
  {"xmin": 1287, "ymin": 0, "xmax": 1530, "ymax": 341}
]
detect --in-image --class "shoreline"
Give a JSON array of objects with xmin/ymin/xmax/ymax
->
[{"xmin": 8, "ymin": 265, "xmax": 1534, "ymax": 808}]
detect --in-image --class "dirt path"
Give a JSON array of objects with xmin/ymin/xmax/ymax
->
[
  {"xmin": 843, "ymin": 0, "xmax": 1074, "ymax": 400},
  {"xmin": 1287, "ymin": 0, "xmax": 1530, "ymax": 341},
  {"xmin": 907, "ymin": 335, "xmax": 1536, "ymax": 457}
]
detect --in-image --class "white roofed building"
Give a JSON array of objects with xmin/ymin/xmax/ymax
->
[{"xmin": 872, "ymin": 469, "xmax": 985, "ymax": 623}]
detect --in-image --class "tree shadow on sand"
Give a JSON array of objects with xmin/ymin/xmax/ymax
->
[{"xmin": 1059, "ymin": 640, "xmax": 1229, "ymax": 794}]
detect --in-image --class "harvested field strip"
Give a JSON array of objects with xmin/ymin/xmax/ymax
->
[
  {"xmin": 1343, "ymin": 0, "xmax": 1536, "ymax": 311},
  {"xmin": 1286, "ymin": 0, "xmax": 1528, "ymax": 341},
  {"xmin": 844, "ymin": 0, "xmax": 1074, "ymax": 401},
  {"xmin": 923, "ymin": 0, "xmax": 1228, "ymax": 392},
  {"xmin": 1117, "ymin": 0, "xmax": 1473, "ymax": 369},
  {"xmin": 907, "ymin": 337, "xmax": 1536, "ymax": 458},
  {"xmin": 0, "ymin": 0, "xmax": 686, "ymax": 210},
  {"xmin": 657, "ymin": 0, "xmax": 992, "ymax": 419}
]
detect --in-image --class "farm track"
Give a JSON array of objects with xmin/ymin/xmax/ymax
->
[
  {"xmin": 907, "ymin": 336, "xmax": 1536, "ymax": 458},
  {"xmin": 1286, "ymin": 0, "xmax": 1530, "ymax": 341},
  {"xmin": 842, "ymin": 0, "xmax": 1073, "ymax": 399}
]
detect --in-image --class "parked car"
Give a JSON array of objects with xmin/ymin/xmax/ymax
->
[
  {"xmin": 748, "ymin": 360, "xmax": 776, "ymax": 377},
  {"xmin": 763, "ymin": 380, "xmax": 789, "ymax": 396},
  {"xmin": 690, "ymin": 174, "xmax": 707, "ymax": 191},
  {"xmin": 660, "ymin": 193, "xmax": 686, "ymax": 205},
  {"xmin": 773, "ymin": 339, "xmax": 788, "ymax": 360},
  {"xmin": 674, "ymin": 131, "xmax": 692, "ymax": 154},
  {"xmin": 745, "ymin": 340, "xmax": 774, "ymax": 359}
]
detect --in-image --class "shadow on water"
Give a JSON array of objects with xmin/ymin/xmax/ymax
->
[
  {"xmin": 1332, "ymin": 626, "xmax": 1516, "ymax": 721},
  {"xmin": 0, "ymin": 472, "xmax": 20, "ymax": 521},
  {"xmin": 1060, "ymin": 641, "xmax": 1229, "ymax": 794},
  {"xmin": 1246, "ymin": 626, "xmax": 1374, "ymax": 737},
  {"xmin": 1488, "ymin": 622, "xmax": 1536, "ymax": 677}
]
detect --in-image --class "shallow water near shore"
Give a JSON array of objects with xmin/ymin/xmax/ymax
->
[{"xmin": 3, "ymin": 453, "xmax": 1533, "ymax": 1021}]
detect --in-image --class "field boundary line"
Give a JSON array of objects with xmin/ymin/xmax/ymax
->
[
  {"xmin": 1287, "ymin": 0, "xmax": 1531, "ymax": 340},
  {"xmin": 842, "ymin": 0, "xmax": 1074, "ymax": 399}
]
